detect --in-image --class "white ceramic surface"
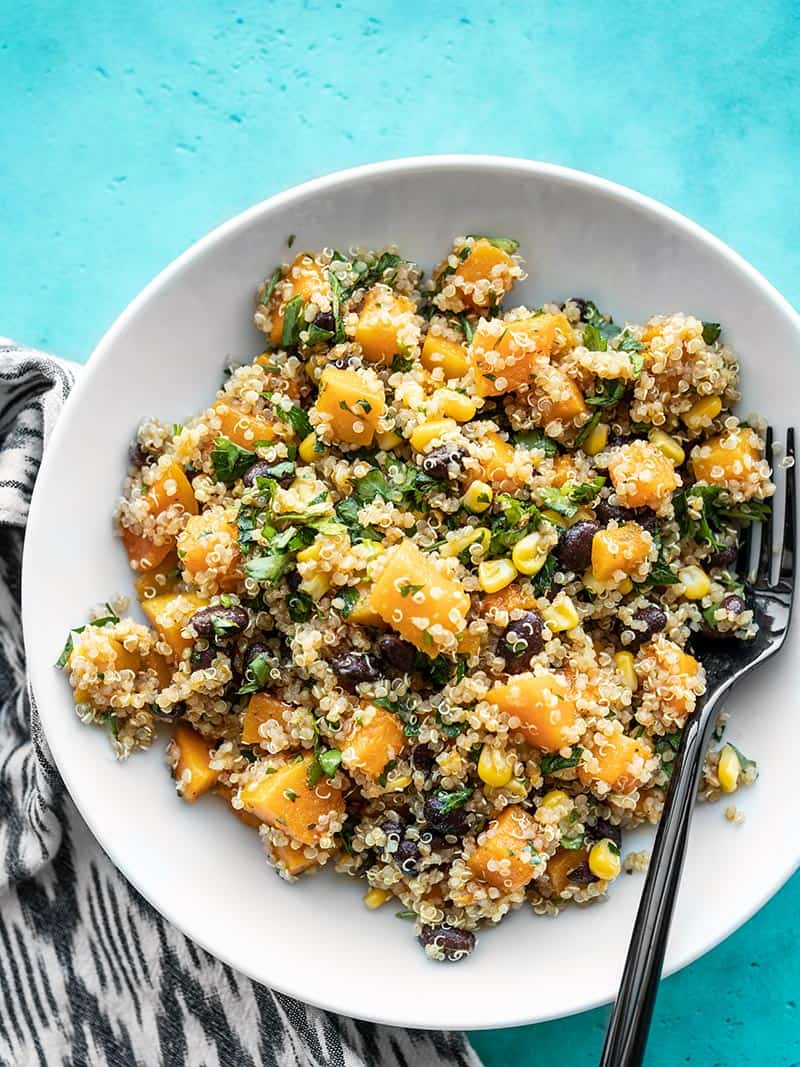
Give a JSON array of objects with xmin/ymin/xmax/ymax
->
[{"xmin": 22, "ymin": 157, "xmax": 800, "ymax": 1031}]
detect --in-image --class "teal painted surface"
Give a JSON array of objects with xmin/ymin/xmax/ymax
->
[{"xmin": 2, "ymin": 1, "xmax": 799, "ymax": 1063}]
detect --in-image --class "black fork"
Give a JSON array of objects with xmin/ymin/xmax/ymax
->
[{"xmin": 599, "ymin": 427, "xmax": 795, "ymax": 1067}]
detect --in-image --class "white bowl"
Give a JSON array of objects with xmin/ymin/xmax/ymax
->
[{"xmin": 23, "ymin": 156, "xmax": 800, "ymax": 1031}]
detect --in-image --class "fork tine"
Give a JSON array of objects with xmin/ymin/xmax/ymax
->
[
  {"xmin": 780, "ymin": 427, "xmax": 796, "ymax": 581},
  {"xmin": 756, "ymin": 426, "xmax": 774, "ymax": 585},
  {"xmin": 737, "ymin": 517, "xmax": 756, "ymax": 583}
]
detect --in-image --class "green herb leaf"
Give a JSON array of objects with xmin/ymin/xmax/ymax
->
[
  {"xmin": 540, "ymin": 747, "xmax": 583, "ymax": 774},
  {"xmin": 465, "ymin": 235, "xmax": 520, "ymax": 254},
  {"xmin": 55, "ymin": 630, "xmax": 79, "ymax": 669},
  {"xmin": 328, "ymin": 270, "xmax": 346, "ymax": 344},
  {"xmin": 702, "ymin": 321, "xmax": 722, "ymax": 345},
  {"xmin": 514, "ymin": 429, "xmax": 558, "ymax": 457},
  {"xmin": 399, "ymin": 583, "xmax": 423, "ymax": 597},
  {"xmin": 377, "ymin": 759, "xmax": 398, "ymax": 788},
  {"xmin": 460, "ymin": 315, "xmax": 474, "ymax": 343},
  {"xmin": 575, "ymin": 411, "xmax": 602, "ymax": 448},
  {"xmin": 211, "ymin": 436, "xmax": 255, "ymax": 484},
  {"xmin": 260, "ymin": 266, "xmax": 283, "ymax": 307},
  {"xmin": 431, "ymin": 787, "xmax": 473, "ymax": 814},
  {"xmin": 585, "ymin": 379, "xmax": 626, "ymax": 409},
  {"xmin": 264, "ymin": 396, "xmax": 312, "ymax": 439},
  {"xmin": 540, "ymin": 477, "xmax": 604, "ymax": 518},
  {"xmin": 434, "ymin": 709, "xmax": 465, "ymax": 738},
  {"xmin": 237, "ymin": 651, "xmax": 274, "ymax": 695},
  {"xmin": 374, "ymin": 695, "xmax": 420, "ymax": 737},
  {"xmin": 280, "ymin": 295, "xmax": 305, "ymax": 347},
  {"xmin": 617, "ymin": 331, "xmax": 644, "ymax": 353},
  {"xmin": 628, "ymin": 351, "xmax": 645, "ymax": 378},
  {"xmin": 582, "ymin": 323, "xmax": 607, "ymax": 352},
  {"xmin": 287, "ymin": 590, "xmax": 313, "ymax": 623},
  {"xmin": 244, "ymin": 552, "xmax": 292, "ymax": 584},
  {"xmin": 396, "ymin": 910, "xmax": 416, "ymax": 920},
  {"xmin": 560, "ymin": 833, "xmax": 585, "ymax": 850},
  {"xmin": 530, "ymin": 553, "xmax": 556, "ymax": 596},
  {"xmin": 305, "ymin": 322, "xmax": 334, "ymax": 346},
  {"xmin": 338, "ymin": 587, "xmax": 360, "ymax": 618},
  {"xmin": 391, "ymin": 352, "xmax": 414, "ymax": 372},
  {"xmin": 582, "ymin": 301, "xmax": 618, "ymax": 341}
]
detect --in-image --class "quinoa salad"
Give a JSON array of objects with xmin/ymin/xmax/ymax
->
[{"xmin": 60, "ymin": 235, "xmax": 774, "ymax": 962}]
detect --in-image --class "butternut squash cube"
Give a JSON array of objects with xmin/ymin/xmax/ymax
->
[
  {"xmin": 607, "ymin": 440, "xmax": 678, "ymax": 512},
  {"xmin": 212, "ymin": 400, "xmax": 278, "ymax": 449},
  {"xmin": 121, "ymin": 462, "xmax": 197, "ymax": 571},
  {"xmin": 172, "ymin": 723, "xmax": 220, "ymax": 802},
  {"xmin": 135, "ymin": 551, "xmax": 181, "ymax": 602},
  {"xmin": 468, "ymin": 805, "xmax": 540, "ymax": 891},
  {"xmin": 532, "ymin": 364, "xmax": 587, "ymax": 425},
  {"xmin": 346, "ymin": 585, "xmax": 384, "ymax": 627},
  {"xmin": 242, "ymin": 693, "xmax": 294, "ymax": 745},
  {"xmin": 178, "ymin": 512, "xmax": 243, "ymax": 590},
  {"xmin": 421, "ymin": 334, "xmax": 469, "ymax": 379},
  {"xmin": 141, "ymin": 592, "xmax": 209, "ymax": 658},
  {"xmin": 547, "ymin": 847, "xmax": 591, "ymax": 895},
  {"xmin": 470, "ymin": 316, "xmax": 557, "ymax": 397},
  {"xmin": 239, "ymin": 755, "xmax": 345, "ymax": 846},
  {"xmin": 355, "ymin": 286, "xmax": 418, "ymax": 366},
  {"xmin": 690, "ymin": 427, "xmax": 764, "ymax": 496},
  {"xmin": 272, "ymin": 842, "xmax": 318, "ymax": 876},
  {"xmin": 315, "ymin": 366, "xmax": 386, "ymax": 446},
  {"xmin": 268, "ymin": 254, "xmax": 329, "ymax": 345},
  {"xmin": 466, "ymin": 430, "xmax": 521, "ymax": 489},
  {"xmin": 343, "ymin": 705, "xmax": 406, "ymax": 779},
  {"xmin": 487, "ymin": 672, "xmax": 578, "ymax": 752},
  {"xmin": 591, "ymin": 522, "xmax": 652, "ymax": 582},
  {"xmin": 478, "ymin": 582, "xmax": 538, "ymax": 620},
  {"xmin": 579, "ymin": 728, "xmax": 653, "ymax": 794},
  {"xmin": 367, "ymin": 539, "xmax": 470, "ymax": 653},
  {"xmin": 215, "ymin": 784, "xmax": 262, "ymax": 828},
  {"xmin": 449, "ymin": 239, "xmax": 518, "ymax": 310},
  {"xmin": 639, "ymin": 638, "xmax": 702, "ymax": 719}
]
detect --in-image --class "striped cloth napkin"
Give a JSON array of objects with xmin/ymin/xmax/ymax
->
[{"xmin": 0, "ymin": 341, "xmax": 482, "ymax": 1067}]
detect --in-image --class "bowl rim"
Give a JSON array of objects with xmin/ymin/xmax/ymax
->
[{"xmin": 22, "ymin": 155, "xmax": 800, "ymax": 1031}]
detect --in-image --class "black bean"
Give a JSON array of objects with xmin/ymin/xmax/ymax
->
[
  {"xmin": 151, "ymin": 700, "xmax": 185, "ymax": 720},
  {"xmin": 566, "ymin": 297, "xmax": 588, "ymax": 320},
  {"xmin": 128, "ymin": 441, "xmax": 152, "ymax": 468},
  {"xmin": 421, "ymin": 446, "xmax": 466, "ymax": 481},
  {"xmin": 381, "ymin": 820, "xmax": 404, "ymax": 841},
  {"xmin": 330, "ymin": 651, "xmax": 382, "ymax": 689},
  {"xmin": 709, "ymin": 544, "xmax": 738, "ymax": 568},
  {"xmin": 314, "ymin": 310, "xmax": 336, "ymax": 333},
  {"xmin": 376, "ymin": 634, "xmax": 418, "ymax": 673},
  {"xmin": 557, "ymin": 520, "xmax": 600, "ymax": 574},
  {"xmin": 412, "ymin": 744, "xmax": 435, "ymax": 773},
  {"xmin": 423, "ymin": 792, "xmax": 471, "ymax": 837},
  {"xmin": 501, "ymin": 610, "xmax": 545, "ymax": 673},
  {"xmin": 606, "ymin": 433, "xmax": 637, "ymax": 450},
  {"xmin": 589, "ymin": 818, "xmax": 622, "ymax": 849},
  {"xmin": 721, "ymin": 593, "xmax": 747, "ymax": 616},
  {"xmin": 240, "ymin": 641, "xmax": 273, "ymax": 691},
  {"xmin": 629, "ymin": 604, "xmax": 668, "ymax": 644},
  {"xmin": 330, "ymin": 354, "xmax": 359, "ymax": 370},
  {"xmin": 595, "ymin": 498, "xmax": 659, "ymax": 533},
  {"xmin": 243, "ymin": 460, "xmax": 294, "ymax": 488},
  {"xmin": 189, "ymin": 644, "xmax": 218, "ymax": 671},
  {"xmin": 418, "ymin": 924, "xmax": 475, "ymax": 962},
  {"xmin": 396, "ymin": 839, "xmax": 421, "ymax": 874},
  {"xmin": 563, "ymin": 860, "xmax": 597, "ymax": 886},
  {"xmin": 190, "ymin": 605, "xmax": 249, "ymax": 641}
]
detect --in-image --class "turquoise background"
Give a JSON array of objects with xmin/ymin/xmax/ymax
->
[{"xmin": 2, "ymin": 1, "xmax": 799, "ymax": 1063}]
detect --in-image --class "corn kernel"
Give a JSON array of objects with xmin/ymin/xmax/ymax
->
[
  {"xmin": 618, "ymin": 578, "xmax": 633, "ymax": 594},
  {"xmin": 298, "ymin": 432, "xmax": 323, "ymax": 463},
  {"xmin": 506, "ymin": 778, "xmax": 529, "ymax": 798},
  {"xmin": 409, "ymin": 418, "xmax": 458, "ymax": 452},
  {"xmin": 478, "ymin": 558, "xmax": 518, "ymax": 593},
  {"xmin": 364, "ymin": 888, "xmax": 391, "ymax": 910},
  {"xmin": 441, "ymin": 526, "xmax": 490, "ymax": 558},
  {"xmin": 678, "ymin": 564, "xmax": 711, "ymax": 600},
  {"xmin": 463, "ymin": 480, "xmax": 493, "ymax": 514},
  {"xmin": 718, "ymin": 745, "xmax": 741, "ymax": 793},
  {"xmin": 384, "ymin": 773, "xmax": 413, "ymax": 792},
  {"xmin": 542, "ymin": 508, "xmax": 568, "ymax": 528},
  {"xmin": 543, "ymin": 593, "xmax": 580, "ymax": 632},
  {"xmin": 588, "ymin": 839, "xmax": 621, "ymax": 881},
  {"xmin": 477, "ymin": 744, "xmax": 515, "ymax": 788},
  {"xmin": 296, "ymin": 540, "xmax": 322, "ymax": 563},
  {"xmin": 683, "ymin": 395, "xmax": 723, "ymax": 432},
  {"xmin": 432, "ymin": 388, "xmax": 477, "ymax": 423},
  {"xmin": 583, "ymin": 421, "xmax": 609, "ymax": 456},
  {"xmin": 376, "ymin": 430, "xmax": 403, "ymax": 451},
  {"xmin": 539, "ymin": 789, "xmax": 570, "ymax": 810},
  {"xmin": 648, "ymin": 428, "xmax": 685, "ymax": 466},
  {"xmin": 614, "ymin": 651, "xmax": 638, "ymax": 692},
  {"xmin": 511, "ymin": 532, "xmax": 550, "ymax": 576}
]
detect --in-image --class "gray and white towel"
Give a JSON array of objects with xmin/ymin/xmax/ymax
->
[{"xmin": 0, "ymin": 342, "xmax": 482, "ymax": 1067}]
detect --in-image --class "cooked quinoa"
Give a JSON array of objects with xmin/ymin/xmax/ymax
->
[{"xmin": 59, "ymin": 235, "xmax": 773, "ymax": 962}]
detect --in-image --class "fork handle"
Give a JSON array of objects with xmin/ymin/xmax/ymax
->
[{"xmin": 599, "ymin": 690, "xmax": 724, "ymax": 1067}]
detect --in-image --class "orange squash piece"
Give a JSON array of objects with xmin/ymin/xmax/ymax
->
[
  {"xmin": 591, "ymin": 522, "xmax": 652, "ymax": 582},
  {"xmin": 531, "ymin": 364, "xmax": 587, "ymax": 424},
  {"xmin": 315, "ymin": 366, "xmax": 386, "ymax": 446},
  {"xmin": 468, "ymin": 805, "xmax": 540, "ymax": 891},
  {"xmin": 121, "ymin": 462, "xmax": 197, "ymax": 571},
  {"xmin": 343, "ymin": 706, "xmax": 406, "ymax": 779},
  {"xmin": 141, "ymin": 592, "xmax": 209, "ymax": 659},
  {"xmin": 242, "ymin": 693, "xmax": 294, "ymax": 745},
  {"xmin": 421, "ymin": 334, "xmax": 469, "ymax": 380},
  {"xmin": 449, "ymin": 239, "xmax": 517, "ymax": 310},
  {"xmin": 691, "ymin": 428, "xmax": 763, "ymax": 493},
  {"xmin": 470, "ymin": 316, "xmax": 558, "ymax": 397},
  {"xmin": 215, "ymin": 784, "xmax": 262, "ymax": 829},
  {"xmin": 607, "ymin": 440, "xmax": 678, "ymax": 511},
  {"xmin": 212, "ymin": 400, "xmax": 278, "ymax": 449},
  {"xmin": 135, "ymin": 551, "xmax": 181, "ymax": 602},
  {"xmin": 479, "ymin": 582, "xmax": 538, "ymax": 619},
  {"xmin": 272, "ymin": 842, "xmax": 318, "ymax": 876},
  {"xmin": 467, "ymin": 430, "xmax": 522, "ymax": 489},
  {"xmin": 487, "ymin": 672, "xmax": 578, "ymax": 752},
  {"xmin": 579, "ymin": 729, "xmax": 653, "ymax": 794},
  {"xmin": 355, "ymin": 287, "xmax": 417, "ymax": 366},
  {"xmin": 178, "ymin": 513, "xmax": 243, "ymax": 590},
  {"xmin": 268, "ymin": 254, "xmax": 329, "ymax": 345},
  {"xmin": 367, "ymin": 539, "xmax": 470, "ymax": 653},
  {"xmin": 239, "ymin": 755, "xmax": 345, "ymax": 846},
  {"xmin": 172, "ymin": 723, "xmax": 220, "ymax": 802}
]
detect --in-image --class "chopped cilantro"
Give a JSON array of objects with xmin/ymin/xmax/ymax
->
[
  {"xmin": 465, "ymin": 235, "xmax": 520, "ymax": 254},
  {"xmin": 702, "ymin": 321, "xmax": 722, "ymax": 345},
  {"xmin": 540, "ymin": 476, "xmax": 604, "ymax": 518},
  {"xmin": 431, "ymin": 787, "xmax": 473, "ymax": 814},
  {"xmin": 243, "ymin": 552, "xmax": 292, "ymax": 584},
  {"xmin": 211, "ymin": 436, "xmax": 254, "ymax": 484},
  {"xmin": 338, "ymin": 587, "xmax": 361, "ymax": 618},
  {"xmin": 540, "ymin": 747, "xmax": 583, "ymax": 775},
  {"xmin": 287, "ymin": 590, "xmax": 314, "ymax": 623},
  {"xmin": 585, "ymin": 379, "xmax": 626, "ymax": 409},
  {"xmin": 377, "ymin": 759, "xmax": 398, "ymax": 788},
  {"xmin": 260, "ymin": 266, "xmax": 283, "ymax": 307},
  {"xmin": 237, "ymin": 651, "xmax": 274, "ymax": 695},
  {"xmin": 514, "ymin": 429, "xmax": 558, "ymax": 457},
  {"xmin": 399, "ymin": 583, "xmax": 423, "ymax": 597},
  {"xmin": 280, "ymin": 295, "xmax": 305, "ymax": 347},
  {"xmin": 391, "ymin": 352, "xmax": 414, "ymax": 372}
]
